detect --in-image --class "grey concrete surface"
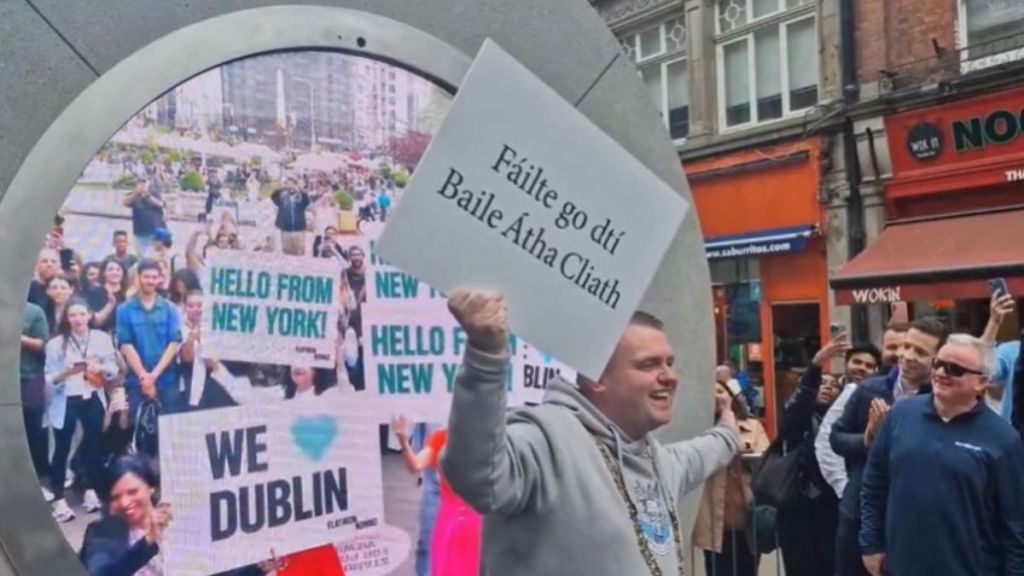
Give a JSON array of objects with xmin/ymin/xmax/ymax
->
[{"xmin": 0, "ymin": 1, "xmax": 96, "ymax": 217}]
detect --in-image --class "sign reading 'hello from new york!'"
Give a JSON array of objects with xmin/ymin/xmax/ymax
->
[{"xmin": 202, "ymin": 249, "xmax": 342, "ymax": 368}]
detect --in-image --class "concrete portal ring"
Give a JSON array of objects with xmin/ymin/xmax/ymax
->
[{"xmin": 0, "ymin": 3, "xmax": 711, "ymax": 574}]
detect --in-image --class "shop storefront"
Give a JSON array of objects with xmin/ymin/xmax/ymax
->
[
  {"xmin": 832, "ymin": 87, "xmax": 1024, "ymax": 339},
  {"xmin": 686, "ymin": 137, "xmax": 829, "ymax": 434}
]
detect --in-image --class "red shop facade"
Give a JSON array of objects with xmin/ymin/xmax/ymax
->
[{"xmin": 832, "ymin": 86, "xmax": 1024, "ymax": 336}]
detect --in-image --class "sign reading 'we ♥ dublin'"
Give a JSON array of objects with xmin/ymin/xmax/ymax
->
[{"xmin": 160, "ymin": 401, "xmax": 383, "ymax": 574}]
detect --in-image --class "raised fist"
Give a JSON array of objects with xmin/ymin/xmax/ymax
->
[{"xmin": 448, "ymin": 288, "xmax": 509, "ymax": 355}]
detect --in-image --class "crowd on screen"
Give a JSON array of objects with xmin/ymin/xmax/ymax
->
[{"xmin": 19, "ymin": 172, "xmax": 379, "ymax": 575}]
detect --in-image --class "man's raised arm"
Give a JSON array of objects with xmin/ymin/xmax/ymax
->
[{"xmin": 441, "ymin": 289, "xmax": 557, "ymax": 516}]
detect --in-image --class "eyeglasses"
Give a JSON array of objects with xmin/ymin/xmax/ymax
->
[{"xmin": 932, "ymin": 358, "xmax": 985, "ymax": 377}]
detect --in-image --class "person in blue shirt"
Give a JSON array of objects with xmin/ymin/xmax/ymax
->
[
  {"xmin": 860, "ymin": 333, "xmax": 1024, "ymax": 576},
  {"xmin": 979, "ymin": 292, "xmax": 1017, "ymax": 421},
  {"xmin": 377, "ymin": 189, "xmax": 392, "ymax": 222},
  {"xmin": 992, "ymin": 341, "xmax": 1020, "ymax": 421},
  {"xmin": 116, "ymin": 259, "xmax": 182, "ymax": 417}
]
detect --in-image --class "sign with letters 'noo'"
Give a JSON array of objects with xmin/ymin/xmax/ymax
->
[
  {"xmin": 160, "ymin": 400, "xmax": 384, "ymax": 575},
  {"xmin": 376, "ymin": 40, "xmax": 689, "ymax": 378}
]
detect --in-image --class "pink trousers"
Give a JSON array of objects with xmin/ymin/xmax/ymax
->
[{"xmin": 429, "ymin": 490, "xmax": 482, "ymax": 576}]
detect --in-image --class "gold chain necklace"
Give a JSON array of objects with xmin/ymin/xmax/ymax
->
[{"xmin": 591, "ymin": 435, "xmax": 685, "ymax": 576}]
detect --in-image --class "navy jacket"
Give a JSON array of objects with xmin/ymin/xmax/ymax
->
[
  {"xmin": 271, "ymin": 188, "xmax": 311, "ymax": 232},
  {"xmin": 79, "ymin": 516, "xmax": 160, "ymax": 576},
  {"xmin": 860, "ymin": 395, "xmax": 1024, "ymax": 576},
  {"xmin": 80, "ymin": 515, "xmax": 264, "ymax": 576},
  {"xmin": 829, "ymin": 370, "xmax": 932, "ymax": 521},
  {"xmin": 778, "ymin": 364, "xmax": 832, "ymax": 500}
]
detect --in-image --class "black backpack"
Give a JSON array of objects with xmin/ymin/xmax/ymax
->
[{"xmin": 133, "ymin": 397, "xmax": 160, "ymax": 459}]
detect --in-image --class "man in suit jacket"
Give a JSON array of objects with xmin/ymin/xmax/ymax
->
[{"xmin": 829, "ymin": 317, "xmax": 947, "ymax": 576}]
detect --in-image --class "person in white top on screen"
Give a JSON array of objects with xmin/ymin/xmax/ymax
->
[{"xmin": 45, "ymin": 297, "xmax": 119, "ymax": 522}]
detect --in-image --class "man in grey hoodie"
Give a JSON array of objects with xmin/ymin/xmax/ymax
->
[{"xmin": 442, "ymin": 289, "xmax": 740, "ymax": 575}]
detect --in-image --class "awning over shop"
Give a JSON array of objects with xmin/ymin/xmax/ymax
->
[
  {"xmin": 831, "ymin": 208, "xmax": 1024, "ymax": 305},
  {"xmin": 705, "ymin": 224, "xmax": 818, "ymax": 261}
]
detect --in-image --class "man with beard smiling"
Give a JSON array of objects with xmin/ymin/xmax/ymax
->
[
  {"xmin": 860, "ymin": 334, "xmax": 1024, "ymax": 576},
  {"xmin": 440, "ymin": 289, "xmax": 739, "ymax": 576},
  {"xmin": 829, "ymin": 317, "xmax": 946, "ymax": 576},
  {"xmin": 116, "ymin": 259, "xmax": 183, "ymax": 417},
  {"xmin": 814, "ymin": 341, "xmax": 882, "ymax": 500}
]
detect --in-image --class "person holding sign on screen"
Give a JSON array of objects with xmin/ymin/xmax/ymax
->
[
  {"xmin": 80, "ymin": 456, "xmax": 274, "ymax": 576},
  {"xmin": 441, "ymin": 289, "xmax": 739, "ymax": 575},
  {"xmin": 79, "ymin": 456, "xmax": 173, "ymax": 576}
]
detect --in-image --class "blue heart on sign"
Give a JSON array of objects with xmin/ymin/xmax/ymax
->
[
  {"xmin": 291, "ymin": 416, "xmax": 338, "ymax": 461},
  {"xmin": 541, "ymin": 352, "xmax": 553, "ymax": 364}
]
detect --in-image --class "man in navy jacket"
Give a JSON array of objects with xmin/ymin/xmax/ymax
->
[
  {"xmin": 860, "ymin": 333, "xmax": 1024, "ymax": 576},
  {"xmin": 830, "ymin": 317, "xmax": 946, "ymax": 576}
]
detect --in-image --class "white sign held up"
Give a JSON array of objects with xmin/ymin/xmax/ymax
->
[
  {"xmin": 201, "ymin": 249, "xmax": 341, "ymax": 368},
  {"xmin": 375, "ymin": 40, "xmax": 689, "ymax": 378},
  {"xmin": 159, "ymin": 401, "xmax": 385, "ymax": 575}
]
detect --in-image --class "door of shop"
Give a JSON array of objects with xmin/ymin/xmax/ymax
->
[{"xmin": 769, "ymin": 301, "xmax": 822, "ymax": 432}]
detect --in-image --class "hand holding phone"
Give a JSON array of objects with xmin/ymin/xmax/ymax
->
[
  {"xmin": 989, "ymin": 279, "xmax": 1015, "ymax": 325},
  {"xmin": 59, "ymin": 248, "xmax": 75, "ymax": 272},
  {"xmin": 989, "ymin": 278, "xmax": 1010, "ymax": 298},
  {"xmin": 830, "ymin": 322, "xmax": 846, "ymax": 338}
]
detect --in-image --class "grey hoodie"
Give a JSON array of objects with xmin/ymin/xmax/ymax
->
[{"xmin": 442, "ymin": 346, "xmax": 739, "ymax": 575}]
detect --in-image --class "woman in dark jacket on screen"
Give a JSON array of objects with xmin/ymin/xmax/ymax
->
[
  {"xmin": 80, "ymin": 456, "xmax": 267, "ymax": 576},
  {"xmin": 79, "ymin": 456, "xmax": 170, "ymax": 576},
  {"xmin": 773, "ymin": 336, "xmax": 845, "ymax": 576}
]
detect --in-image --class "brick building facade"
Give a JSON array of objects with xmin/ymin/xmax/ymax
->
[
  {"xmin": 840, "ymin": 0, "xmax": 1024, "ymax": 341},
  {"xmin": 590, "ymin": 0, "xmax": 1024, "ymax": 431}
]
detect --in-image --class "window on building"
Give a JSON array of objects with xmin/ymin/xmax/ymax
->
[
  {"xmin": 620, "ymin": 16, "xmax": 689, "ymax": 141},
  {"xmin": 959, "ymin": 0, "xmax": 1024, "ymax": 71},
  {"xmin": 715, "ymin": 0, "xmax": 818, "ymax": 130}
]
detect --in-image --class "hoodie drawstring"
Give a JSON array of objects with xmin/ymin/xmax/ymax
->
[
  {"xmin": 612, "ymin": 429, "xmax": 637, "ymax": 505},
  {"xmin": 650, "ymin": 441, "xmax": 677, "ymax": 513}
]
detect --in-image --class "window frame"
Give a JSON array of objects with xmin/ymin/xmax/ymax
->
[
  {"xmin": 714, "ymin": 0, "xmax": 813, "ymax": 35},
  {"xmin": 654, "ymin": 57, "xmax": 689, "ymax": 142},
  {"xmin": 621, "ymin": 16, "xmax": 690, "ymax": 143},
  {"xmin": 636, "ymin": 23, "xmax": 667, "ymax": 63},
  {"xmin": 957, "ymin": 0, "xmax": 1024, "ymax": 73},
  {"xmin": 714, "ymin": 7, "xmax": 818, "ymax": 132}
]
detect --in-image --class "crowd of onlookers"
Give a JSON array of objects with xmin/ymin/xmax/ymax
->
[
  {"xmin": 694, "ymin": 293, "xmax": 1024, "ymax": 576},
  {"xmin": 100, "ymin": 146, "xmax": 399, "ymax": 233},
  {"xmin": 34, "ymin": 146, "xmax": 1024, "ymax": 576}
]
